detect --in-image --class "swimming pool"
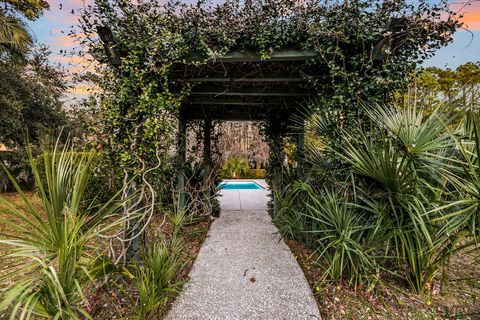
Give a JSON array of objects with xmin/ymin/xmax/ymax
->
[{"xmin": 218, "ymin": 181, "xmax": 264, "ymax": 190}]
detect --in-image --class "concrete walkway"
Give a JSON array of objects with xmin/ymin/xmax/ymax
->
[{"xmin": 166, "ymin": 180, "xmax": 320, "ymax": 320}]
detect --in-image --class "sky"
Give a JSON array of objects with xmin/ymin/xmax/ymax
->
[
  {"xmin": 423, "ymin": 0, "xmax": 480, "ymax": 68},
  {"xmin": 26, "ymin": 0, "xmax": 480, "ymax": 98}
]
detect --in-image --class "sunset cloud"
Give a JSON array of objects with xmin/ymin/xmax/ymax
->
[
  {"xmin": 451, "ymin": 1, "xmax": 480, "ymax": 31},
  {"xmin": 67, "ymin": 84, "xmax": 97, "ymax": 95}
]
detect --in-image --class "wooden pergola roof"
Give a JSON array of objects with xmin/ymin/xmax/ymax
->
[
  {"xmin": 96, "ymin": 24, "xmax": 397, "ymax": 122},
  {"xmin": 174, "ymin": 49, "xmax": 318, "ymax": 121}
]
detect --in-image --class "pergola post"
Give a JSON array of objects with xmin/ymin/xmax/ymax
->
[
  {"xmin": 270, "ymin": 125, "xmax": 284, "ymax": 218},
  {"xmin": 296, "ymin": 124, "xmax": 305, "ymax": 178},
  {"xmin": 203, "ymin": 118, "xmax": 212, "ymax": 190},
  {"xmin": 177, "ymin": 110, "xmax": 187, "ymax": 208}
]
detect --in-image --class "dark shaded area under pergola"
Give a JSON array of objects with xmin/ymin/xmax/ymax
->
[{"xmin": 173, "ymin": 49, "xmax": 319, "ymax": 210}]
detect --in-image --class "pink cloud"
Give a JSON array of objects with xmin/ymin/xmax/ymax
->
[
  {"xmin": 52, "ymin": 55, "xmax": 87, "ymax": 64},
  {"xmin": 40, "ymin": 0, "xmax": 91, "ymax": 27},
  {"xmin": 54, "ymin": 35, "xmax": 76, "ymax": 48},
  {"xmin": 450, "ymin": 1, "xmax": 480, "ymax": 31}
]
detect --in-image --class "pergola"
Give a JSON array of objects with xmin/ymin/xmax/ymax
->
[
  {"xmin": 96, "ymin": 22, "xmax": 397, "ymax": 213},
  {"xmin": 172, "ymin": 49, "xmax": 319, "ymax": 209}
]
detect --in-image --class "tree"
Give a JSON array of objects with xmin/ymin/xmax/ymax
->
[
  {"xmin": 456, "ymin": 62, "xmax": 480, "ymax": 109},
  {"xmin": 0, "ymin": 46, "xmax": 67, "ymax": 149},
  {"xmin": 404, "ymin": 62, "xmax": 480, "ymax": 113},
  {"xmin": 223, "ymin": 157, "xmax": 249, "ymax": 179},
  {"xmin": 0, "ymin": 0, "xmax": 50, "ymax": 59},
  {"xmin": 217, "ymin": 122, "xmax": 268, "ymax": 169}
]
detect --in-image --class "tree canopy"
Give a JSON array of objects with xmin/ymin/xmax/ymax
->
[
  {"xmin": 406, "ymin": 62, "xmax": 480, "ymax": 111},
  {"xmin": 0, "ymin": 46, "xmax": 67, "ymax": 149}
]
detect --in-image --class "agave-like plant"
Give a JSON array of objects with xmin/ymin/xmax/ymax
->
[
  {"xmin": 0, "ymin": 140, "xmax": 128, "ymax": 319},
  {"xmin": 132, "ymin": 235, "xmax": 186, "ymax": 319}
]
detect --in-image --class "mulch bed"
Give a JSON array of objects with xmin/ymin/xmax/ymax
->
[
  {"xmin": 88, "ymin": 216, "xmax": 213, "ymax": 319},
  {"xmin": 285, "ymin": 239, "xmax": 480, "ymax": 320}
]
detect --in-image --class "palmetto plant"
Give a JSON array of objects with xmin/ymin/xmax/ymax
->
[
  {"xmin": 284, "ymin": 104, "xmax": 471, "ymax": 296},
  {"xmin": 431, "ymin": 110, "xmax": 480, "ymax": 255},
  {"xmin": 0, "ymin": 12, "xmax": 32, "ymax": 58},
  {"xmin": 0, "ymin": 141, "xmax": 127, "ymax": 319},
  {"xmin": 336, "ymin": 106, "xmax": 457, "ymax": 295},
  {"xmin": 132, "ymin": 235, "xmax": 186, "ymax": 319},
  {"xmin": 275, "ymin": 181, "xmax": 381, "ymax": 287},
  {"xmin": 222, "ymin": 157, "xmax": 249, "ymax": 179}
]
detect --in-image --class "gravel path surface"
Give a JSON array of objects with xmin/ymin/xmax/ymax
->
[{"xmin": 165, "ymin": 183, "xmax": 320, "ymax": 320}]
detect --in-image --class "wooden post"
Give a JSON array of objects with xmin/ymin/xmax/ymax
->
[
  {"xmin": 296, "ymin": 124, "xmax": 305, "ymax": 178},
  {"xmin": 177, "ymin": 111, "xmax": 187, "ymax": 208},
  {"xmin": 203, "ymin": 118, "xmax": 212, "ymax": 185},
  {"xmin": 270, "ymin": 125, "xmax": 283, "ymax": 218}
]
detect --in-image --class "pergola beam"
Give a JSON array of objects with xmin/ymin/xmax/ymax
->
[
  {"xmin": 186, "ymin": 95, "xmax": 304, "ymax": 106},
  {"xmin": 181, "ymin": 105, "xmax": 302, "ymax": 121},
  {"xmin": 187, "ymin": 49, "xmax": 316, "ymax": 63},
  {"xmin": 186, "ymin": 76, "xmax": 303, "ymax": 83},
  {"xmin": 186, "ymin": 101, "xmax": 292, "ymax": 107},
  {"xmin": 189, "ymin": 86, "xmax": 310, "ymax": 97}
]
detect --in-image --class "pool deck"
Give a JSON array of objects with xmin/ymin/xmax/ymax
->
[
  {"xmin": 166, "ymin": 179, "xmax": 321, "ymax": 320},
  {"xmin": 218, "ymin": 179, "xmax": 270, "ymax": 211}
]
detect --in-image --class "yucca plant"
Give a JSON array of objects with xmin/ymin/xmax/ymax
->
[
  {"xmin": 0, "ymin": 140, "xmax": 128, "ymax": 319},
  {"xmin": 132, "ymin": 235, "xmax": 186, "ymax": 319}
]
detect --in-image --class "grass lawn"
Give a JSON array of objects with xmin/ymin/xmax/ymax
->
[{"xmin": 287, "ymin": 239, "xmax": 480, "ymax": 320}]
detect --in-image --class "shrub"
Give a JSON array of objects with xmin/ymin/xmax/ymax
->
[
  {"xmin": 336, "ymin": 106, "xmax": 457, "ymax": 295},
  {"xmin": 0, "ymin": 150, "xmax": 36, "ymax": 192},
  {"xmin": 222, "ymin": 157, "xmax": 249, "ymax": 179},
  {"xmin": 277, "ymin": 104, "xmax": 476, "ymax": 297},
  {"xmin": 130, "ymin": 235, "xmax": 186, "ymax": 319},
  {"xmin": 0, "ymin": 140, "xmax": 128, "ymax": 319},
  {"xmin": 275, "ymin": 181, "xmax": 381, "ymax": 287},
  {"xmin": 243, "ymin": 168, "xmax": 266, "ymax": 179}
]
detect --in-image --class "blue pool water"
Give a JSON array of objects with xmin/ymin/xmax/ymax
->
[{"xmin": 219, "ymin": 182, "xmax": 264, "ymax": 190}]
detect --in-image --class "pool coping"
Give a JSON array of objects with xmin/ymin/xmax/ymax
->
[
  {"xmin": 221, "ymin": 179, "xmax": 269, "ymax": 189},
  {"xmin": 219, "ymin": 181, "xmax": 264, "ymax": 190}
]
